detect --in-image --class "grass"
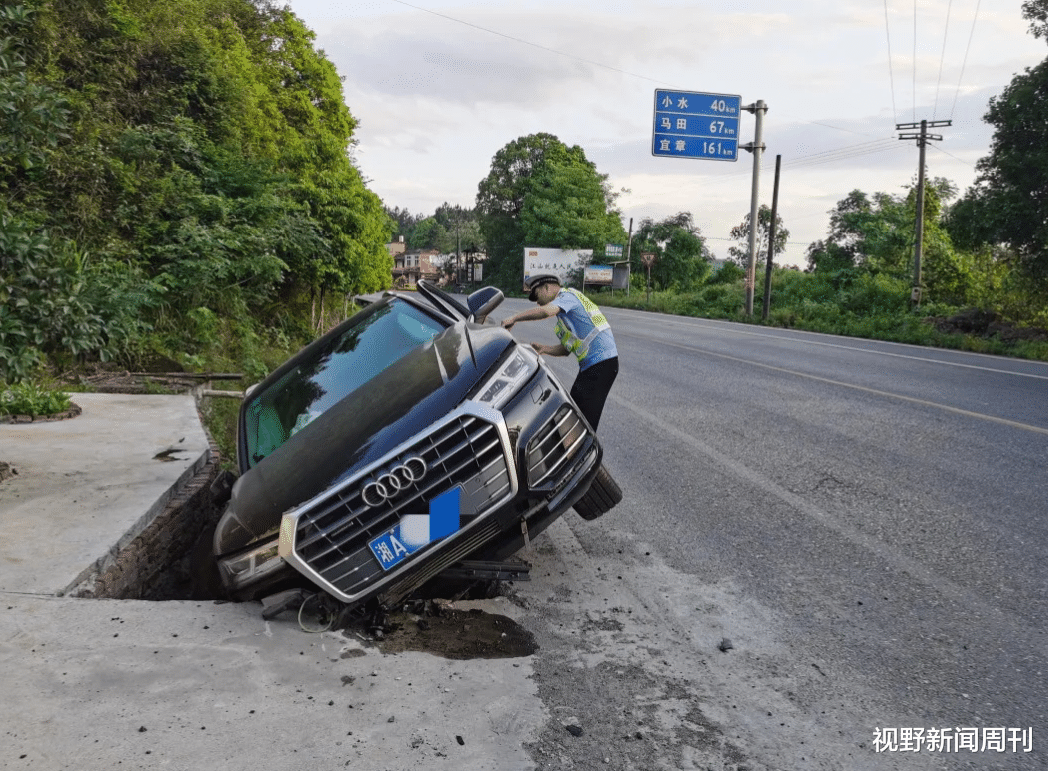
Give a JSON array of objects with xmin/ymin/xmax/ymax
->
[
  {"xmin": 199, "ymin": 394, "xmax": 243, "ymax": 473},
  {"xmin": 594, "ymin": 276, "xmax": 1048, "ymax": 363}
]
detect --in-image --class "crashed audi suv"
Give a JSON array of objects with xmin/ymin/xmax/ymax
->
[{"xmin": 212, "ymin": 280, "xmax": 621, "ymax": 608}]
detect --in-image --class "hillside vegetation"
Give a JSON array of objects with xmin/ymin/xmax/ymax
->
[{"xmin": 1, "ymin": 0, "xmax": 391, "ymax": 383}]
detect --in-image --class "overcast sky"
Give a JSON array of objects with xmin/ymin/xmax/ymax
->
[{"xmin": 285, "ymin": 0, "xmax": 1044, "ymax": 267}]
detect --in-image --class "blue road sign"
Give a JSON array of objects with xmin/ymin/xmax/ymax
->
[{"xmin": 652, "ymin": 90, "xmax": 742, "ymax": 162}]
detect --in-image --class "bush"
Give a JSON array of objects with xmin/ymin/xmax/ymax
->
[{"xmin": 0, "ymin": 381, "xmax": 71, "ymax": 417}]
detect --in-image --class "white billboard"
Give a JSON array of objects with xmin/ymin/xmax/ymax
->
[
  {"xmin": 523, "ymin": 247, "xmax": 592, "ymax": 286},
  {"xmin": 584, "ymin": 265, "xmax": 614, "ymax": 285}
]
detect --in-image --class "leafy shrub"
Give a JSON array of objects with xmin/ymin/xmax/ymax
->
[
  {"xmin": 0, "ymin": 381, "xmax": 71, "ymax": 417},
  {"xmin": 0, "ymin": 216, "xmax": 103, "ymax": 381},
  {"xmin": 707, "ymin": 261, "xmax": 745, "ymax": 285},
  {"xmin": 837, "ymin": 272, "xmax": 909, "ymax": 316}
]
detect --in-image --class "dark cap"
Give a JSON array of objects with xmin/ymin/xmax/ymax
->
[{"xmin": 524, "ymin": 273, "xmax": 560, "ymax": 301}]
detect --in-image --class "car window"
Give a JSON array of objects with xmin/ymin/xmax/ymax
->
[{"xmin": 243, "ymin": 300, "xmax": 445, "ymax": 467}]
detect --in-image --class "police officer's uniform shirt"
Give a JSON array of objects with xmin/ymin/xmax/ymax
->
[{"xmin": 550, "ymin": 289, "xmax": 618, "ymax": 371}]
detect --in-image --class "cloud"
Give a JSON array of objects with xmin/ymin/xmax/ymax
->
[{"xmin": 290, "ymin": 0, "xmax": 1045, "ymax": 266}]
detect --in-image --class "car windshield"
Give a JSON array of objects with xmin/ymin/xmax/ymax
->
[{"xmin": 243, "ymin": 299, "xmax": 445, "ymax": 467}]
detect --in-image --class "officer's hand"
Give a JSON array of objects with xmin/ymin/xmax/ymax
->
[{"xmin": 501, "ymin": 318, "xmax": 515, "ymax": 330}]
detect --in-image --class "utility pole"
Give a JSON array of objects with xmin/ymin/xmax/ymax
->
[
  {"xmin": 897, "ymin": 119, "xmax": 950, "ymax": 307},
  {"xmin": 741, "ymin": 100, "xmax": 767, "ymax": 316},
  {"xmin": 761, "ymin": 154, "xmax": 782, "ymax": 321},
  {"xmin": 625, "ymin": 217, "xmax": 633, "ymax": 297}
]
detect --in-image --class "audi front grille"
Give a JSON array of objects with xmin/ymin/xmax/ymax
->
[{"xmin": 279, "ymin": 404, "xmax": 515, "ymax": 602}]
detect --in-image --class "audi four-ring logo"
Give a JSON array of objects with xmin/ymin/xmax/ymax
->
[{"xmin": 361, "ymin": 456, "xmax": 428, "ymax": 507}]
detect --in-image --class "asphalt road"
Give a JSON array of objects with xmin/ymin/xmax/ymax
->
[{"xmin": 498, "ymin": 297, "xmax": 1048, "ymax": 770}]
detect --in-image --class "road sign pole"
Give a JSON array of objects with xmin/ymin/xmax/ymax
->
[{"xmin": 741, "ymin": 100, "xmax": 767, "ymax": 316}]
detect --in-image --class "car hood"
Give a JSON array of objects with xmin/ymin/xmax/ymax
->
[{"xmin": 214, "ymin": 322, "xmax": 513, "ymax": 556}]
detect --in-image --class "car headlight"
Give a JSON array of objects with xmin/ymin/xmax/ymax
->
[
  {"xmin": 217, "ymin": 536, "xmax": 284, "ymax": 590},
  {"xmin": 474, "ymin": 346, "xmax": 539, "ymax": 410}
]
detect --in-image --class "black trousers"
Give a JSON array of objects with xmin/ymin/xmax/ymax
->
[{"xmin": 570, "ymin": 357, "xmax": 618, "ymax": 430}]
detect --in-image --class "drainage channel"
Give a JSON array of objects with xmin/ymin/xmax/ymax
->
[
  {"xmin": 74, "ymin": 460, "xmax": 538, "ymax": 660},
  {"xmin": 72, "ymin": 456, "xmax": 228, "ymax": 603}
]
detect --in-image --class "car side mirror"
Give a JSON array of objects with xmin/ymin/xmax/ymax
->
[{"xmin": 467, "ymin": 287, "xmax": 504, "ymax": 323}]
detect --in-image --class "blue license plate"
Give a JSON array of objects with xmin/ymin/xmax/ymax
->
[{"xmin": 368, "ymin": 487, "xmax": 462, "ymax": 571}]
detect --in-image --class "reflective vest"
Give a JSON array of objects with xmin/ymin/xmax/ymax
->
[{"xmin": 553, "ymin": 288, "xmax": 611, "ymax": 364}]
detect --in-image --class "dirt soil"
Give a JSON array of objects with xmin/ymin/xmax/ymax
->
[
  {"xmin": 928, "ymin": 308, "xmax": 1048, "ymax": 343},
  {"xmin": 375, "ymin": 604, "xmax": 539, "ymax": 660}
]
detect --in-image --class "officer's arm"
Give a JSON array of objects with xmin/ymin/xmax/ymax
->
[
  {"xmin": 532, "ymin": 342, "xmax": 568, "ymax": 357},
  {"xmin": 502, "ymin": 303, "xmax": 559, "ymax": 328}
]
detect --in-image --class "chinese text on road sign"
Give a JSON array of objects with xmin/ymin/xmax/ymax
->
[{"xmin": 652, "ymin": 89, "xmax": 741, "ymax": 162}]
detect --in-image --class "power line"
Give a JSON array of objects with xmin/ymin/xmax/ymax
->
[
  {"xmin": 784, "ymin": 142, "xmax": 902, "ymax": 171},
  {"xmin": 884, "ymin": 0, "xmax": 899, "ymax": 124},
  {"xmin": 934, "ymin": 145, "xmax": 972, "ymax": 168},
  {"xmin": 385, "ymin": 0, "xmax": 953, "ymax": 208},
  {"xmin": 933, "ymin": 0, "xmax": 954, "ymax": 119},
  {"xmin": 780, "ymin": 137, "xmax": 898, "ymax": 163},
  {"xmin": 807, "ymin": 121, "xmax": 881, "ymax": 138},
  {"xmin": 950, "ymin": 0, "xmax": 983, "ymax": 119},
  {"xmin": 387, "ymin": 0, "xmax": 665, "ymax": 85},
  {"xmin": 913, "ymin": 0, "xmax": 918, "ymax": 122}
]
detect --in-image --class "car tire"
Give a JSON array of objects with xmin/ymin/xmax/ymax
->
[{"xmin": 573, "ymin": 464, "xmax": 622, "ymax": 521}]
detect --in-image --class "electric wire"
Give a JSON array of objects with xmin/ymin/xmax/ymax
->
[
  {"xmin": 929, "ymin": 143, "xmax": 975, "ymax": 166},
  {"xmin": 807, "ymin": 121, "xmax": 881, "ymax": 137},
  {"xmin": 933, "ymin": 0, "xmax": 954, "ymax": 119},
  {"xmin": 380, "ymin": 0, "xmax": 961, "ymax": 256},
  {"xmin": 913, "ymin": 0, "xmax": 918, "ymax": 121},
  {"xmin": 387, "ymin": 0, "xmax": 665, "ymax": 85},
  {"xmin": 383, "ymin": 0, "xmax": 947, "ymax": 174},
  {"xmin": 949, "ymin": 0, "xmax": 983, "ymax": 119},
  {"xmin": 779, "ymin": 137, "xmax": 898, "ymax": 163},
  {"xmin": 782, "ymin": 140, "xmax": 902, "ymax": 171},
  {"xmin": 670, "ymin": 138, "xmax": 904, "ymax": 185},
  {"xmin": 884, "ymin": 0, "xmax": 899, "ymax": 124}
]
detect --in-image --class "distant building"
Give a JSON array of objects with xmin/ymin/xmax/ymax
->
[
  {"xmin": 385, "ymin": 236, "xmax": 487, "ymax": 288},
  {"xmin": 387, "ymin": 236, "xmax": 406, "ymax": 259},
  {"xmin": 392, "ymin": 248, "xmax": 441, "ymax": 289}
]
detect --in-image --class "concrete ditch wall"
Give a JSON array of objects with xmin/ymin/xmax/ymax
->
[{"xmin": 72, "ymin": 410, "xmax": 225, "ymax": 601}]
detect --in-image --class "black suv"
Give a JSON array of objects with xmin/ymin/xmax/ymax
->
[{"xmin": 212, "ymin": 281, "xmax": 621, "ymax": 608}]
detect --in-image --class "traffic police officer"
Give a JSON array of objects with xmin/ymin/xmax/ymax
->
[{"xmin": 502, "ymin": 274, "xmax": 619, "ymax": 430}]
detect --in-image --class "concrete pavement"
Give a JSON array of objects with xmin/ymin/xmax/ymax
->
[{"xmin": 0, "ymin": 393, "xmax": 543, "ymax": 771}]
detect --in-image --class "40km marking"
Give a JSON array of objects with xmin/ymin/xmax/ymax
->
[{"xmin": 707, "ymin": 98, "xmax": 737, "ymax": 115}]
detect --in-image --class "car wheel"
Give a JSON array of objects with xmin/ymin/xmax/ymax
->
[{"xmin": 573, "ymin": 464, "xmax": 622, "ymax": 521}]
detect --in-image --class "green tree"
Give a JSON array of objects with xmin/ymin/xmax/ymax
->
[
  {"xmin": 476, "ymin": 133, "xmax": 624, "ymax": 288},
  {"xmin": 805, "ymin": 190, "xmax": 907, "ymax": 272},
  {"xmin": 630, "ymin": 212, "xmax": 711, "ymax": 291},
  {"xmin": 434, "ymin": 202, "xmax": 484, "ymax": 255},
  {"xmin": 0, "ymin": 5, "xmax": 69, "ymax": 181},
  {"xmin": 386, "ymin": 206, "xmax": 423, "ymax": 244},
  {"xmin": 408, "ymin": 216, "xmax": 450, "ymax": 252},
  {"xmin": 953, "ymin": 56, "xmax": 1048, "ymax": 281},
  {"xmin": 727, "ymin": 204, "xmax": 790, "ymax": 267},
  {"xmin": 1021, "ymin": 0, "xmax": 1048, "ymax": 40},
  {"xmin": 519, "ymin": 145, "xmax": 625, "ymax": 251},
  {"xmin": 3, "ymin": 0, "xmax": 391, "ymax": 370},
  {"xmin": 807, "ymin": 180, "xmax": 973, "ymax": 304}
]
